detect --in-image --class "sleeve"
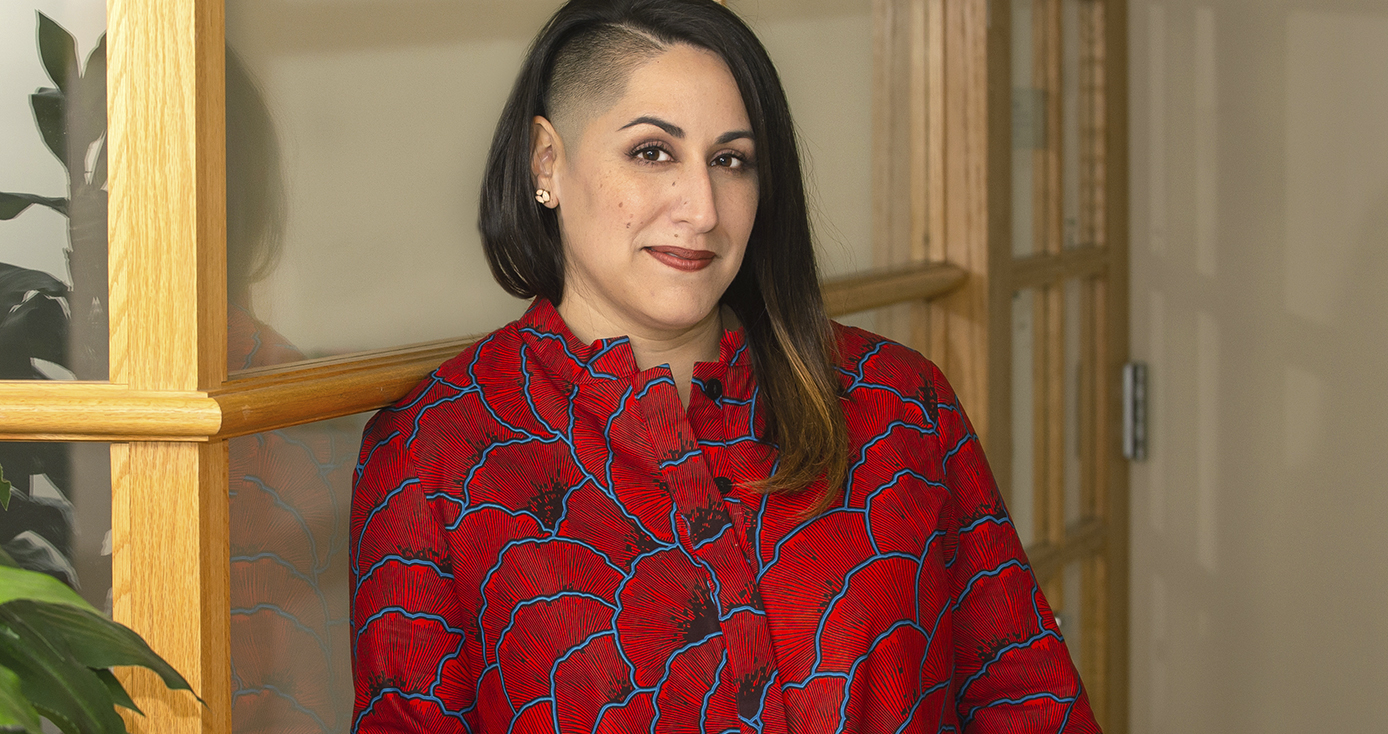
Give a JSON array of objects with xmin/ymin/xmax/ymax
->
[
  {"xmin": 350, "ymin": 409, "xmax": 473, "ymax": 733},
  {"xmin": 927, "ymin": 364, "xmax": 1103, "ymax": 733}
]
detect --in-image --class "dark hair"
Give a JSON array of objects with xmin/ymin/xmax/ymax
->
[
  {"xmin": 226, "ymin": 48, "xmax": 285, "ymax": 308},
  {"xmin": 478, "ymin": 0, "xmax": 848, "ymax": 506}
]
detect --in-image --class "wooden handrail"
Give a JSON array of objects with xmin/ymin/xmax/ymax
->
[
  {"xmin": 822, "ymin": 261, "xmax": 967, "ymax": 317},
  {"xmin": 0, "ymin": 261, "xmax": 969, "ymax": 440}
]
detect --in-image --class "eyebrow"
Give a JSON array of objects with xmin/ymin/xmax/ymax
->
[{"xmin": 620, "ymin": 115, "xmax": 754, "ymax": 146}]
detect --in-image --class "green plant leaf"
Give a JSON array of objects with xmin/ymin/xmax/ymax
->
[
  {"xmin": 11, "ymin": 602, "xmax": 197, "ymax": 700},
  {"xmin": 0, "ymin": 549, "xmax": 14, "ymax": 570},
  {"xmin": 0, "ymin": 566, "xmax": 94, "ymax": 612},
  {"xmin": 0, "ymin": 465, "xmax": 9, "ymax": 512},
  {"xmin": 93, "ymin": 670, "xmax": 141, "ymax": 715},
  {"xmin": 0, "ymin": 663, "xmax": 43, "ymax": 734},
  {"xmin": 0, "ymin": 192, "xmax": 68, "ymax": 220},
  {"xmin": 0, "ymin": 611, "xmax": 126, "ymax": 734},
  {"xmin": 31, "ymin": 89, "xmax": 68, "ymax": 169},
  {"xmin": 36, "ymin": 13, "xmax": 79, "ymax": 94}
]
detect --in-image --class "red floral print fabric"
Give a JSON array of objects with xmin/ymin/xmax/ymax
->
[{"xmin": 351, "ymin": 299, "xmax": 1100, "ymax": 733}]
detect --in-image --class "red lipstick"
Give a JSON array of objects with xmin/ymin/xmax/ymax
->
[{"xmin": 646, "ymin": 246, "xmax": 716, "ymax": 272}]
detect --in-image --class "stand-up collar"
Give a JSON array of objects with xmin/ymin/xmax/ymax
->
[{"xmin": 516, "ymin": 298, "xmax": 749, "ymax": 384}]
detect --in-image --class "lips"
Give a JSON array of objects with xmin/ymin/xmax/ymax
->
[{"xmin": 645, "ymin": 246, "xmax": 716, "ymax": 272}]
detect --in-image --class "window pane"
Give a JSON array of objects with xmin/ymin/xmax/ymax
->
[
  {"xmin": 225, "ymin": 4, "xmax": 554, "ymax": 368},
  {"xmin": 0, "ymin": 3, "xmax": 108, "ymax": 380},
  {"xmin": 230, "ymin": 413, "xmax": 367, "ymax": 734},
  {"xmin": 1010, "ymin": 288, "xmax": 1036, "ymax": 548},
  {"xmin": 0, "ymin": 441, "xmax": 111, "ymax": 610},
  {"xmin": 733, "ymin": 0, "xmax": 875, "ymax": 279}
]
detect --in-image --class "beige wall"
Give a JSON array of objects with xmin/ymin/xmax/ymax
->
[
  {"xmin": 1129, "ymin": 1, "xmax": 1388, "ymax": 730},
  {"xmin": 228, "ymin": 0, "xmax": 874, "ymax": 358}
]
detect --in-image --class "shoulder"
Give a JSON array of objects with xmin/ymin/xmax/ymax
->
[
  {"xmin": 832, "ymin": 321, "xmax": 952, "ymax": 408},
  {"xmin": 357, "ymin": 318, "xmax": 526, "ymax": 463}
]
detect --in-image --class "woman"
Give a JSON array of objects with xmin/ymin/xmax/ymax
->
[{"xmin": 351, "ymin": 0, "xmax": 1100, "ymax": 731}]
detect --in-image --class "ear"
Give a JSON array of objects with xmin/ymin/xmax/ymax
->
[{"xmin": 531, "ymin": 115, "xmax": 563, "ymax": 209}]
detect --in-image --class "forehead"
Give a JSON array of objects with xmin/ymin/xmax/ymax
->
[{"xmin": 600, "ymin": 44, "xmax": 751, "ymax": 132}]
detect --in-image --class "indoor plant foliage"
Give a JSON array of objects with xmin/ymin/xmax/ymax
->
[
  {"xmin": 0, "ymin": 466, "xmax": 198, "ymax": 734},
  {"xmin": 0, "ymin": 12, "xmax": 109, "ymax": 589}
]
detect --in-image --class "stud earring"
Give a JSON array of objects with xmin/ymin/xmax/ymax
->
[{"xmin": 535, "ymin": 188, "xmax": 552, "ymax": 205}]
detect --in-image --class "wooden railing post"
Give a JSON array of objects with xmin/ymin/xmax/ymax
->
[{"xmin": 107, "ymin": 0, "xmax": 228, "ymax": 730}]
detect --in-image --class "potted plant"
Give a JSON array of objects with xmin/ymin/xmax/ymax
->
[{"xmin": 0, "ymin": 465, "xmax": 199, "ymax": 734}]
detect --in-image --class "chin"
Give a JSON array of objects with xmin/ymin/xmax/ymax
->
[{"xmin": 630, "ymin": 290, "xmax": 723, "ymax": 332}]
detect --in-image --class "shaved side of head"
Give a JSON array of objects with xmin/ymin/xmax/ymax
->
[{"xmin": 545, "ymin": 24, "xmax": 669, "ymax": 145}]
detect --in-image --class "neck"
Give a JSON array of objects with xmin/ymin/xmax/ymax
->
[{"xmin": 557, "ymin": 298, "xmax": 724, "ymax": 407}]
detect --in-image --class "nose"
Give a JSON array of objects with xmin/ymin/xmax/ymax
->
[{"xmin": 672, "ymin": 164, "xmax": 719, "ymax": 234}]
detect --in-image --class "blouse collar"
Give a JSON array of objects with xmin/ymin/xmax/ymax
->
[{"xmin": 516, "ymin": 298, "xmax": 749, "ymax": 383}]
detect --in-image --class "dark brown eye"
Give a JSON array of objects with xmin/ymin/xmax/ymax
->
[{"xmin": 633, "ymin": 145, "xmax": 672, "ymax": 163}]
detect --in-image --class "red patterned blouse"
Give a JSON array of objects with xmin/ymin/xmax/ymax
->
[{"xmin": 350, "ymin": 298, "xmax": 1100, "ymax": 733}]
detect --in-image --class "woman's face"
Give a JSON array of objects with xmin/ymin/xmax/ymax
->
[{"xmin": 534, "ymin": 44, "xmax": 758, "ymax": 339}]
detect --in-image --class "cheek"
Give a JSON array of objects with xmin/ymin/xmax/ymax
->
[{"xmin": 720, "ymin": 180, "xmax": 760, "ymax": 238}]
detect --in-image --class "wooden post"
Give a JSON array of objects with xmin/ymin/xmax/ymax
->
[{"xmin": 107, "ymin": 0, "xmax": 229, "ymax": 731}]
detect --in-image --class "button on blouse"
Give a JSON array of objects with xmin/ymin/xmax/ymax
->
[{"xmin": 350, "ymin": 298, "xmax": 1099, "ymax": 733}]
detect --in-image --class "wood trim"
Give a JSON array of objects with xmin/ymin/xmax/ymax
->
[
  {"xmin": 1012, "ymin": 245, "xmax": 1109, "ymax": 290},
  {"xmin": 820, "ymin": 262, "xmax": 967, "ymax": 318},
  {"xmin": 0, "ymin": 383, "xmax": 219, "ymax": 440},
  {"xmin": 1027, "ymin": 517, "xmax": 1107, "ymax": 582},
  {"xmin": 112, "ymin": 442, "xmax": 229, "ymax": 734},
  {"xmin": 1102, "ymin": 0, "xmax": 1132, "ymax": 729},
  {"xmin": 927, "ymin": 0, "xmax": 996, "ymax": 447},
  {"xmin": 214, "ymin": 336, "xmax": 478, "ymax": 438},
  {"xmin": 107, "ymin": 0, "xmax": 229, "ymax": 731}
]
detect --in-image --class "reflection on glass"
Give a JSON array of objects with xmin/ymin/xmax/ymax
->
[
  {"xmin": 229, "ymin": 413, "xmax": 365, "ymax": 734},
  {"xmin": 1010, "ymin": 289, "xmax": 1036, "ymax": 548},
  {"xmin": 0, "ymin": 2, "xmax": 111, "ymax": 613},
  {"xmin": 0, "ymin": 5, "xmax": 108, "ymax": 380},
  {"xmin": 225, "ymin": 0, "xmax": 876, "ymax": 371},
  {"xmin": 0, "ymin": 441, "xmax": 111, "ymax": 611},
  {"xmin": 227, "ymin": 263, "xmax": 361, "ymax": 732}
]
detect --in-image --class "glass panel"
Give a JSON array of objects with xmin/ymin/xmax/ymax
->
[
  {"xmin": 1011, "ymin": 0, "xmax": 1039, "ymax": 258},
  {"xmin": 1063, "ymin": 278, "xmax": 1083, "ymax": 526},
  {"xmin": 1010, "ymin": 289, "xmax": 1036, "ymax": 548},
  {"xmin": 0, "ymin": 3, "xmax": 108, "ymax": 380},
  {"xmin": 1061, "ymin": 0, "xmax": 1082, "ymax": 249},
  {"xmin": 226, "ymin": 0, "xmax": 876, "ymax": 371},
  {"xmin": 225, "ymin": 4, "xmax": 554, "ymax": 368},
  {"xmin": 230, "ymin": 413, "xmax": 367, "ymax": 734},
  {"xmin": 734, "ymin": 0, "xmax": 875, "ymax": 279},
  {"xmin": 0, "ymin": 441, "xmax": 111, "ymax": 610}
]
